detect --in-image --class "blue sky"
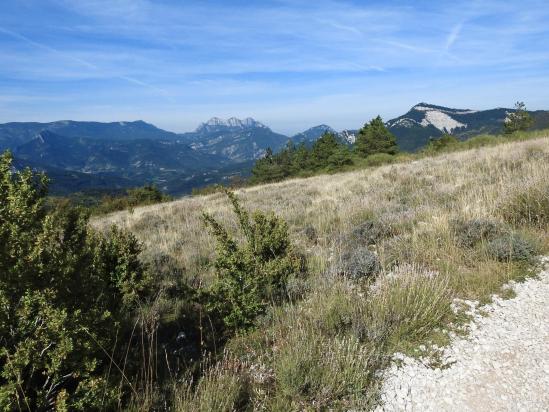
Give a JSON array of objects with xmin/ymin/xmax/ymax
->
[{"xmin": 1, "ymin": 0, "xmax": 548, "ymax": 134}]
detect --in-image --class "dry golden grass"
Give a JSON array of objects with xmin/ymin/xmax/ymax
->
[
  {"xmin": 94, "ymin": 136, "xmax": 549, "ymax": 291},
  {"xmin": 94, "ymin": 136, "xmax": 549, "ymax": 410}
]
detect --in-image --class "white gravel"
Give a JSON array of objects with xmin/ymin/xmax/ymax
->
[{"xmin": 376, "ymin": 257, "xmax": 549, "ymax": 412}]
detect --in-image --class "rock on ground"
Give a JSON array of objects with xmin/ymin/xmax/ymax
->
[{"xmin": 376, "ymin": 258, "xmax": 549, "ymax": 412}]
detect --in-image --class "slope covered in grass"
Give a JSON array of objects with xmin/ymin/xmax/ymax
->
[{"xmin": 94, "ymin": 136, "xmax": 549, "ymax": 410}]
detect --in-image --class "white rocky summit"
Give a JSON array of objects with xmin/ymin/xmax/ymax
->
[
  {"xmin": 386, "ymin": 103, "xmax": 480, "ymax": 134},
  {"xmin": 196, "ymin": 117, "xmax": 267, "ymax": 132},
  {"xmin": 418, "ymin": 108, "xmax": 467, "ymax": 133}
]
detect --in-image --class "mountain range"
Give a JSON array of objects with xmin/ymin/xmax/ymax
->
[
  {"xmin": 2, "ymin": 103, "xmax": 548, "ymax": 195},
  {"xmin": 178, "ymin": 117, "xmax": 289, "ymax": 162},
  {"xmin": 387, "ymin": 103, "xmax": 549, "ymax": 151}
]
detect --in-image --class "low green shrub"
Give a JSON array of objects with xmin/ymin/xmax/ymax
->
[
  {"xmin": 348, "ymin": 218, "xmax": 393, "ymax": 246},
  {"xmin": 487, "ymin": 233, "xmax": 537, "ymax": 262},
  {"xmin": 334, "ymin": 246, "xmax": 381, "ymax": 281},
  {"xmin": 424, "ymin": 134, "xmax": 460, "ymax": 153},
  {"xmin": 461, "ymin": 135, "xmax": 499, "ymax": 149},
  {"xmin": 202, "ymin": 191, "xmax": 306, "ymax": 333},
  {"xmin": 93, "ymin": 184, "xmax": 172, "ymax": 215},
  {"xmin": 451, "ymin": 218, "xmax": 504, "ymax": 248},
  {"xmin": 364, "ymin": 152, "xmax": 395, "ymax": 167},
  {"xmin": 303, "ymin": 225, "xmax": 318, "ymax": 243}
]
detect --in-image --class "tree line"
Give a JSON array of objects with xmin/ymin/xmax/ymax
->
[{"xmin": 250, "ymin": 115, "xmax": 398, "ymax": 184}]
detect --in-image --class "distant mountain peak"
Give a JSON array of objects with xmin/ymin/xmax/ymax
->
[
  {"xmin": 386, "ymin": 103, "xmax": 480, "ymax": 135},
  {"xmin": 291, "ymin": 124, "xmax": 342, "ymax": 145},
  {"xmin": 305, "ymin": 124, "xmax": 335, "ymax": 132},
  {"xmin": 196, "ymin": 117, "xmax": 267, "ymax": 133},
  {"xmin": 411, "ymin": 102, "xmax": 478, "ymax": 115}
]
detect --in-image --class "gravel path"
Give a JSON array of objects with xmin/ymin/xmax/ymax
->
[{"xmin": 376, "ymin": 258, "xmax": 549, "ymax": 412}]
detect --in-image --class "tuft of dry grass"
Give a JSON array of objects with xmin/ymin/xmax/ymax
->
[{"xmin": 94, "ymin": 136, "xmax": 549, "ymax": 410}]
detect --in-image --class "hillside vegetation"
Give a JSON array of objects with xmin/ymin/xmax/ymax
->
[
  {"xmin": 92, "ymin": 134, "xmax": 549, "ymax": 410},
  {"xmin": 2, "ymin": 131, "xmax": 547, "ymax": 410}
]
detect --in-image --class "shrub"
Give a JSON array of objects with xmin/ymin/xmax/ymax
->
[
  {"xmin": 273, "ymin": 330, "xmax": 377, "ymax": 410},
  {"xmin": 487, "ymin": 233, "xmax": 537, "ymax": 262},
  {"xmin": 462, "ymin": 135, "xmax": 499, "ymax": 149},
  {"xmin": 364, "ymin": 152, "xmax": 395, "ymax": 167},
  {"xmin": 93, "ymin": 184, "xmax": 171, "ymax": 215},
  {"xmin": 303, "ymin": 225, "xmax": 317, "ymax": 243},
  {"xmin": 202, "ymin": 191, "xmax": 305, "ymax": 332},
  {"xmin": 0, "ymin": 151, "xmax": 151, "ymax": 410},
  {"xmin": 333, "ymin": 246, "xmax": 381, "ymax": 281},
  {"xmin": 424, "ymin": 134, "xmax": 460, "ymax": 153},
  {"xmin": 451, "ymin": 218, "xmax": 504, "ymax": 248},
  {"xmin": 366, "ymin": 273, "xmax": 452, "ymax": 349},
  {"xmin": 174, "ymin": 358, "xmax": 251, "ymax": 412},
  {"xmin": 347, "ymin": 219, "xmax": 392, "ymax": 246},
  {"xmin": 500, "ymin": 183, "xmax": 549, "ymax": 229}
]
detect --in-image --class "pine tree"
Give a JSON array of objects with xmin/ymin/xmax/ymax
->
[
  {"xmin": 310, "ymin": 132, "xmax": 341, "ymax": 169},
  {"xmin": 504, "ymin": 101, "xmax": 533, "ymax": 134},
  {"xmin": 354, "ymin": 116, "xmax": 398, "ymax": 157},
  {"xmin": 291, "ymin": 142, "xmax": 309, "ymax": 173}
]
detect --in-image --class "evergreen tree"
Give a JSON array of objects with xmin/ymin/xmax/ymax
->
[
  {"xmin": 504, "ymin": 101, "xmax": 533, "ymax": 134},
  {"xmin": 354, "ymin": 116, "xmax": 398, "ymax": 157},
  {"xmin": 310, "ymin": 132, "xmax": 341, "ymax": 169},
  {"xmin": 326, "ymin": 145, "xmax": 353, "ymax": 170},
  {"xmin": 250, "ymin": 146, "xmax": 288, "ymax": 183},
  {"xmin": 291, "ymin": 142, "xmax": 309, "ymax": 174}
]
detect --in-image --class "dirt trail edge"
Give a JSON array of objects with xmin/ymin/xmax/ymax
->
[{"xmin": 376, "ymin": 257, "xmax": 549, "ymax": 412}]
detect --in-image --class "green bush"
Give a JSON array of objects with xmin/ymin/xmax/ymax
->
[
  {"xmin": 487, "ymin": 233, "xmax": 537, "ymax": 262},
  {"xmin": 347, "ymin": 219, "xmax": 392, "ymax": 246},
  {"xmin": 451, "ymin": 218, "xmax": 504, "ymax": 248},
  {"xmin": 364, "ymin": 152, "xmax": 395, "ymax": 167},
  {"xmin": 461, "ymin": 134, "xmax": 498, "ymax": 149},
  {"xmin": 0, "ymin": 151, "xmax": 151, "ymax": 410},
  {"xmin": 93, "ymin": 184, "xmax": 172, "ymax": 215},
  {"xmin": 202, "ymin": 191, "xmax": 305, "ymax": 332},
  {"xmin": 424, "ymin": 134, "xmax": 460, "ymax": 153},
  {"xmin": 334, "ymin": 247, "xmax": 381, "ymax": 281}
]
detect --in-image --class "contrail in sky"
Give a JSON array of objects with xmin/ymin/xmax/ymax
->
[{"xmin": 0, "ymin": 26, "xmax": 171, "ymax": 98}]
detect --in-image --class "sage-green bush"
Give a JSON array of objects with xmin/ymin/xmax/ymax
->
[
  {"xmin": 487, "ymin": 233, "xmax": 537, "ymax": 262},
  {"xmin": 451, "ymin": 218, "xmax": 504, "ymax": 248}
]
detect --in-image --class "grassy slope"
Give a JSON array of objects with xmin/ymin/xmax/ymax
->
[{"xmin": 94, "ymin": 135, "xmax": 549, "ymax": 410}]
